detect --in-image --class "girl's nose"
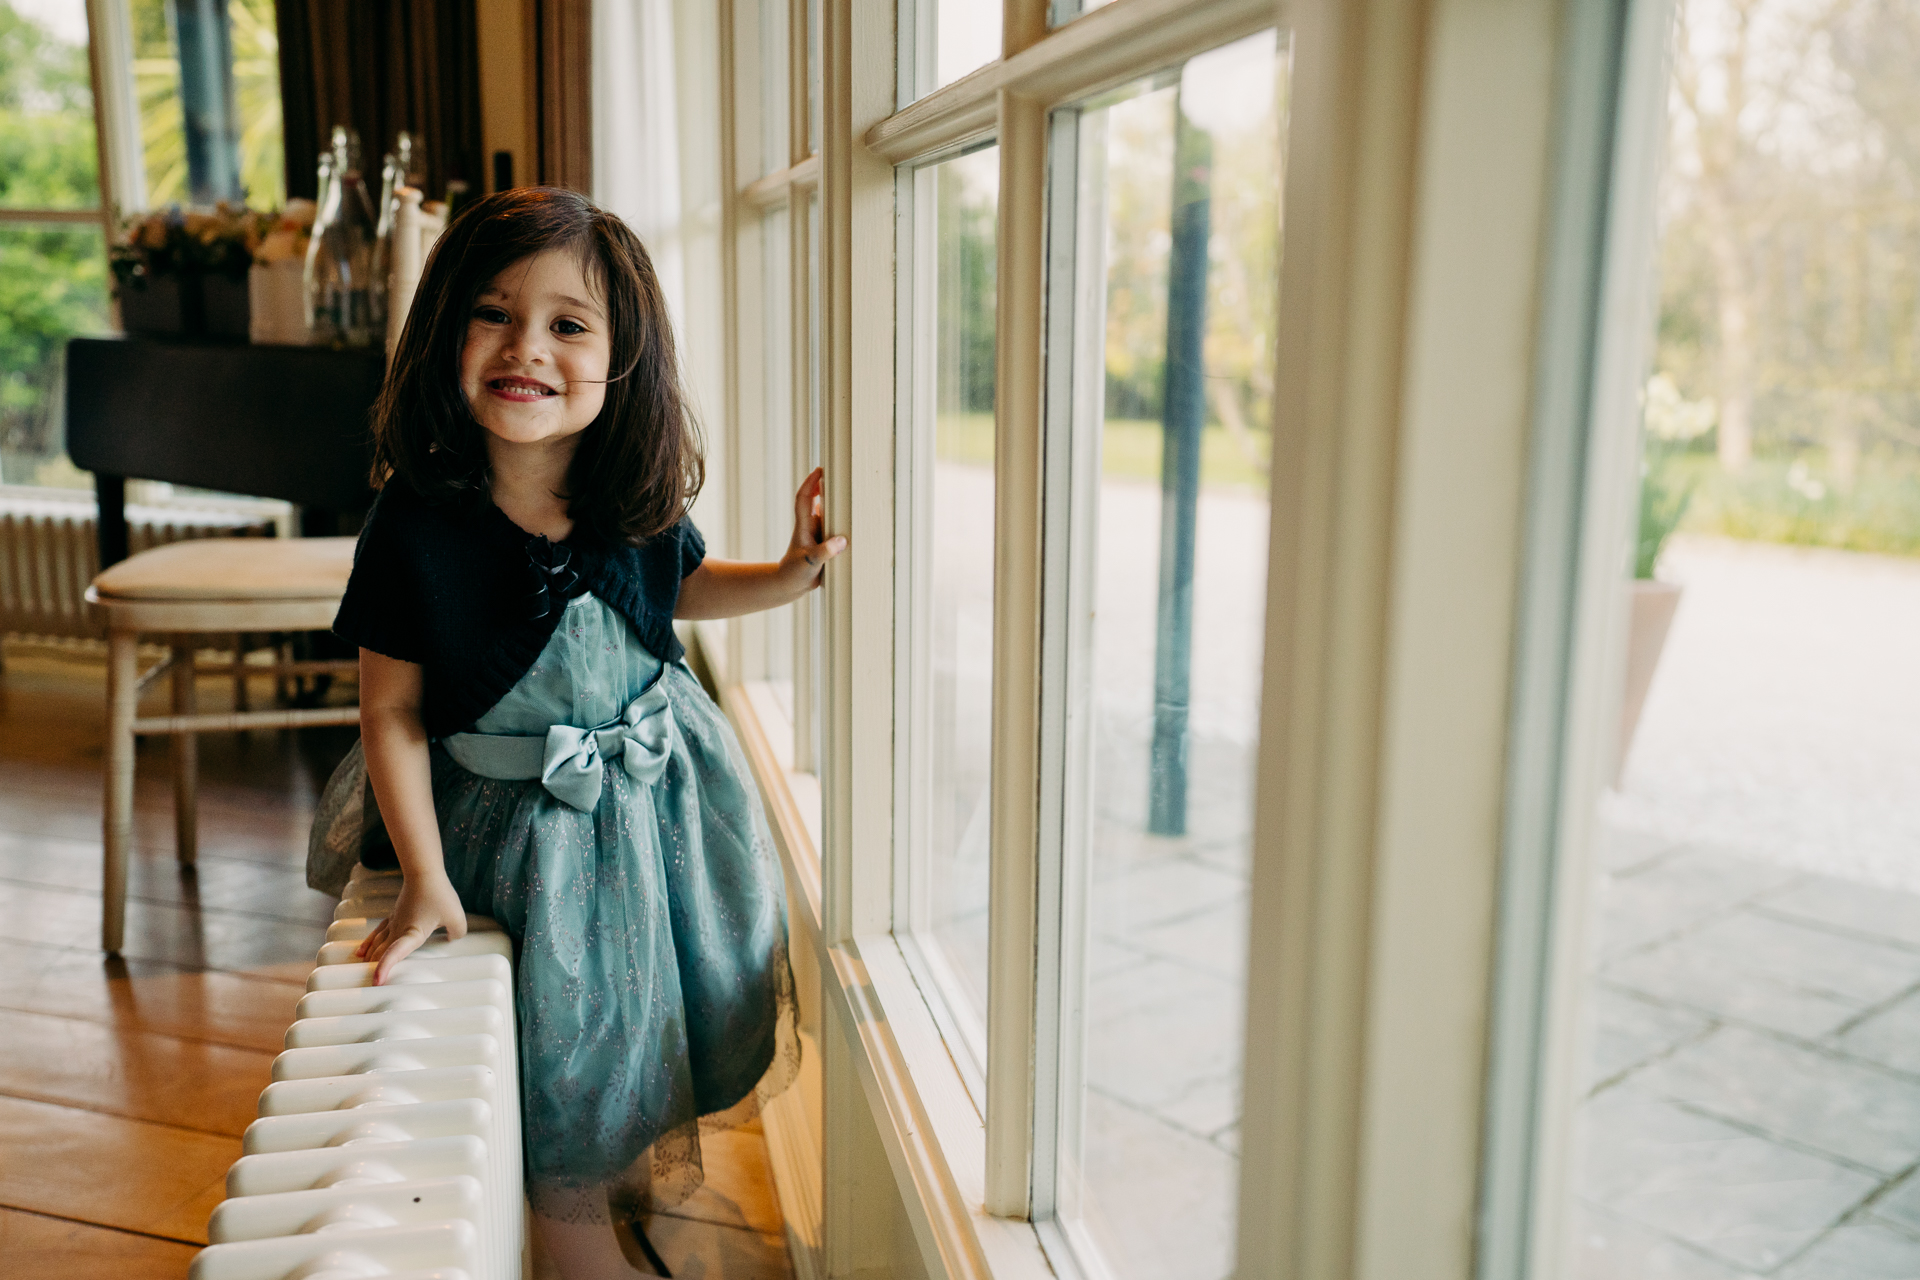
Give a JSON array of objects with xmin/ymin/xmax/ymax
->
[{"xmin": 502, "ymin": 322, "xmax": 550, "ymax": 365}]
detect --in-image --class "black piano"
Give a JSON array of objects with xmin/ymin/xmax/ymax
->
[{"xmin": 65, "ymin": 335, "xmax": 385, "ymax": 565}]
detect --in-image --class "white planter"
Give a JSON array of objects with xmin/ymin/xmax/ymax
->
[{"xmin": 1615, "ymin": 578, "xmax": 1682, "ymax": 786}]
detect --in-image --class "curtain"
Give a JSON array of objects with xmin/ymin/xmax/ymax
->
[
  {"xmin": 276, "ymin": 0, "xmax": 483, "ymax": 203},
  {"xmin": 535, "ymin": 0, "xmax": 593, "ymax": 192}
]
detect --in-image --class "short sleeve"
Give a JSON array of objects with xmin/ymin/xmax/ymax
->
[
  {"xmin": 677, "ymin": 514, "xmax": 706, "ymax": 579},
  {"xmin": 331, "ymin": 489, "xmax": 430, "ymax": 664}
]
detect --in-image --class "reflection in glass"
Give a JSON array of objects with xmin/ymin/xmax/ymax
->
[
  {"xmin": 918, "ymin": 145, "xmax": 998, "ymax": 1046},
  {"xmin": 0, "ymin": 224, "xmax": 111, "ymax": 486},
  {"xmin": 1061, "ymin": 32, "xmax": 1282, "ymax": 1280},
  {"xmin": 0, "ymin": 0, "xmax": 100, "ymax": 211}
]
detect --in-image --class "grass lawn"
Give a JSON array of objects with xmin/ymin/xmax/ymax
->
[
  {"xmin": 1669, "ymin": 452, "xmax": 1920, "ymax": 558},
  {"xmin": 936, "ymin": 413, "xmax": 1271, "ymax": 493}
]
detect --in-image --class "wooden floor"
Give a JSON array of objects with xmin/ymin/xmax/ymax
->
[{"xmin": 0, "ymin": 640, "xmax": 793, "ymax": 1279}]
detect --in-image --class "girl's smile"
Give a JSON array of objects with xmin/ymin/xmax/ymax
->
[{"xmin": 460, "ymin": 249, "xmax": 611, "ymax": 447}]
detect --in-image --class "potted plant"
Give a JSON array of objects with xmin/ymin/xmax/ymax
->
[
  {"xmin": 110, "ymin": 205, "xmax": 273, "ymax": 338},
  {"xmin": 1615, "ymin": 374, "xmax": 1710, "ymax": 784}
]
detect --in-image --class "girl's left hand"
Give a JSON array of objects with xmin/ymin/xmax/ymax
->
[{"xmin": 782, "ymin": 467, "xmax": 848, "ymax": 588}]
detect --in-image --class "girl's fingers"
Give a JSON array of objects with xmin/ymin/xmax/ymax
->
[
  {"xmin": 794, "ymin": 467, "xmax": 825, "ymax": 533},
  {"xmin": 355, "ymin": 918, "xmax": 391, "ymax": 959},
  {"xmin": 374, "ymin": 926, "xmax": 427, "ymax": 986}
]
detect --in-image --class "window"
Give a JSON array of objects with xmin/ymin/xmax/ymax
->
[
  {"xmin": 881, "ymin": 3, "xmax": 1289, "ymax": 1272},
  {"xmin": 1, "ymin": 0, "xmax": 110, "ymax": 488},
  {"xmin": 1, "ymin": 0, "xmax": 283, "ymax": 489},
  {"xmin": 130, "ymin": 0, "xmax": 284, "ymax": 207},
  {"xmin": 1045, "ymin": 35, "xmax": 1283, "ymax": 1276},
  {"xmin": 900, "ymin": 142, "xmax": 1000, "ymax": 1083},
  {"xmin": 670, "ymin": 0, "xmax": 1647, "ymax": 1276}
]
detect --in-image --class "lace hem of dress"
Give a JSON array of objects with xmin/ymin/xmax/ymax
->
[{"xmin": 525, "ymin": 935, "xmax": 803, "ymax": 1226}]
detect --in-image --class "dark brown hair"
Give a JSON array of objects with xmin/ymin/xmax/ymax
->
[{"xmin": 371, "ymin": 186, "xmax": 704, "ymax": 543}]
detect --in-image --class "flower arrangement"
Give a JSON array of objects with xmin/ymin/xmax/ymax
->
[
  {"xmin": 252, "ymin": 199, "xmax": 317, "ymax": 268},
  {"xmin": 109, "ymin": 203, "xmax": 276, "ymax": 290}
]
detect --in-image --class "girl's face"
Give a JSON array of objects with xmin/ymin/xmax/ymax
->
[{"xmin": 459, "ymin": 249, "xmax": 612, "ymax": 450}]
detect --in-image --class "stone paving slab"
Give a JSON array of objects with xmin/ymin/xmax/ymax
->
[
  {"xmin": 1130, "ymin": 898, "xmax": 1247, "ymax": 980},
  {"xmin": 1571, "ymin": 1200, "xmax": 1762, "ymax": 1279},
  {"xmin": 1086, "ymin": 957, "xmax": 1242, "ymax": 1122},
  {"xmin": 1752, "ymin": 874, "xmax": 1920, "ymax": 953},
  {"xmin": 1862, "ymin": 1171, "xmax": 1920, "ymax": 1236},
  {"xmin": 1776, "ymin": 1220, "xmax": 1920, "ymax": 1280},
  {"xmin": 1601, "ymin": 906, "xmax": 1920, "ymax": 1039},
  {"xmin": 1835, "ymin": 989, "xmax": 1920, "ymax": 1077},
  {"xmin": 1632, "ymin": 1026, "xmax": 1920, "ymax": 1175},
  {"xmin": 1585, "ymin": 985, "xmax": 1713, "ymax": 1092},
  {"xmin": 1577, "ymin": 1089, "xmax": 1875, "ymax": 1271},
  {"xmin": 1598, "ymin": 851, "xmax": 1804, "ymax": 959}
]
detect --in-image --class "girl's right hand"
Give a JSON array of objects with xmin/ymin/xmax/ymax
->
[{"xmin": 356, "ymin": 872, "xmax": 470, "ymax": 984}]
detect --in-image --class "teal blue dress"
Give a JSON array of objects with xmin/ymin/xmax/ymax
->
[{"xmin": 320, "ymin": 592, "xmax": 796, "ymax": 1224}]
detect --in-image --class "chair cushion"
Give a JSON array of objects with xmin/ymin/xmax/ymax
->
[{"xmin": 92, "ymin": 537, "xmax": 356, "ymax": 601}]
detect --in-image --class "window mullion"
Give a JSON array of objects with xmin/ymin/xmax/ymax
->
[
  {"xmin": 983, "ymin": 84, "xmax": 1048, "ymax": 1221},
  {"xmin": 84, "ymin": 0, "xmax": 146, "ymax": 215}
]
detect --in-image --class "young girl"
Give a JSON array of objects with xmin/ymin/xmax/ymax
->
[{"xmin": 317, "ymin": 186, "xmax": 843, "ymax": 1278}]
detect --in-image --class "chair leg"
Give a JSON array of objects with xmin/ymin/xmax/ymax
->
[
  {"xmin": 233, "ymin": 631, "xmax": 250, "ymax": 713},
  {"xmin": 103, "ymin": 629, "xmax": 137, "ymax": 955},
  {"xmin": 171, "ymin": 639, "xmax": 198, "ymax": 866}
]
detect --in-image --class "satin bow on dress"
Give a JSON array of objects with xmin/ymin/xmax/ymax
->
[{"xmin": 441, "ymin": 677, "xmax": 679, "ymax": 811}]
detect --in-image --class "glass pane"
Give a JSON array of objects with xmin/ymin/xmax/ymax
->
[
  {"xmin": 1553, "ymin": 3, "xmax": 1920, "ymax": 1274},
  {"xmin": 806, "ymin": 0, "xmax": 819, "ymax": 157},
  {"xmin": 759, "ymin": 0, "xmax": 789, "ymax": 172},
  {"xmin": 0, "ymin": 223, "xmax": 112, "ymax": 487},
  {"xmin": 132, "ymin": 0, "xmax": 284, "ymax": 207},
  {"xmin": 909, "ymin": 0, "xmax": 1000, "ymax": 100},
  {"xmin": 1058, "ymin": 31, "xmax": 1282, "ymax": 1280},
  {"xmin": 804, "ymin": 187, "xmax": 822, "ymax": 768},
  {"xmin": 0, "ymin": 0, "xmax": 101, "ymax": 211},
  {"xmin": 763, "ymin": 203, "xmax": 795, "ymax": 717},
  {"xmin": 913, "ymin": 145, "xmax": 998, "ymax": 1048}
]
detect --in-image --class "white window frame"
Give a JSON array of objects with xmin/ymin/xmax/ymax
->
[{"xmin": 685, "ymin": 0, "xmax": 1672, "ymax": 1276}]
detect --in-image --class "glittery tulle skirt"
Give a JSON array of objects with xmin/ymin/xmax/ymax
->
[{"xmin": 312, "ymin": 639, "xmax": 798, "ymax": 1224}]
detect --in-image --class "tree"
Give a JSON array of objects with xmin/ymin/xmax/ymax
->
[{"xmin": 0, "ymin": 1, "xmax": 109, "ymax": 479}]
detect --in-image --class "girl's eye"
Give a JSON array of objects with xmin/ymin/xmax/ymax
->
[
  {"xmin": 474, "ymin": 306, "xmax": 510, "ymax": 324},
  {"xmin": 553, "ymin": 318, "xmax": 587, "ymax": 336}
]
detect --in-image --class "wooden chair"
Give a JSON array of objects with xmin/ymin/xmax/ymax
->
[{"xmin": 87, "ymin": 537, "xmax": 362, "ymax": 954}]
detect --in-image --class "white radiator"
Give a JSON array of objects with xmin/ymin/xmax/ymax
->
[
  {"xmin": 0, "ymin": 485, "xmax": 281, "ymax": 641},
  {"xmin": 192, "ymin": 863, "xmax": 529, "ymax": 1280}
]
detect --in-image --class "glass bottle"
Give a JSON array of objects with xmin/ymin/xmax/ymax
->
[
  {"xmin": 370, "ymin": 131, "xmax": 413, "ymax": 335},
  {"xmin": 302, "ymin": 149, "xmax": 340, "ymax": 342},
  {"xmin": 333, "ymin": 129, "xmax": 379, "ymax": 347}
]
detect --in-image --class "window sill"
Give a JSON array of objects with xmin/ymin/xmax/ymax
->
[{"xmin": 711, "ymin": 661, "xmax": 1058, "ymax": 1280}]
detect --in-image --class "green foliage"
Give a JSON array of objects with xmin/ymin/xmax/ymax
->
[
  {"xmin": 0, "ymin": 0, "xmax": 98, "ymax": 210},
  {"xmin": 0, "ymin": 1, "xmax": 108, "ymax": 478},
  {"xmin": 936, "ymin": 413, "xmax": 1271, "ymax": 493},
  {"xmin": 1678, "ymin": 452, "xmax": 1920, "ymax": 557},
  {"xmin": 935, "ymin": 161, "xmax": 996, "ymax": 415},
  {"xmin": 1635, "ymin": 443, "xmax": 1698, "ymax": 579},
  {"xmin": 0, "ymin": 224, "xmax": 109, "ymax": 473},
  {"xmin": 131, "ymin": 0, "xmax": 283, "ymax": 207}
]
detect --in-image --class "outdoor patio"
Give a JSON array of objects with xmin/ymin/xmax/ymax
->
[{"xmin": 1576, "ymin": 534, "xmax": 1920, "ymax": 1279}]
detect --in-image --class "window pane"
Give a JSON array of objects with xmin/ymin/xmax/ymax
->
[
  {"xmin": 0, "ymin": 223, "xmax": 111, "ymax": 486},
  {"xmin": 907, "ymin": 0, "xmax": 1000, "ymax": 101},
  {"xmin": 762, "ymin": 203, "xmax": 795, "ymax": 717},
  {"xmin": 910, "ymin": 145, "xmax": 998, "ymax": 1053},
  {"xmin": 132, "ymin": 0, "xmax": 284, "ymax": 207},
  {"xmin": 1056, "ymin": 32, "xmax": 1282, "ymax": 1280},
  {"xmin": 759, "ymin": 0, "xmax": 789, "ymax": 171},
  {"xmin": 0, "ymin": 0, "xmax": 100, "ymax": 211}
]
